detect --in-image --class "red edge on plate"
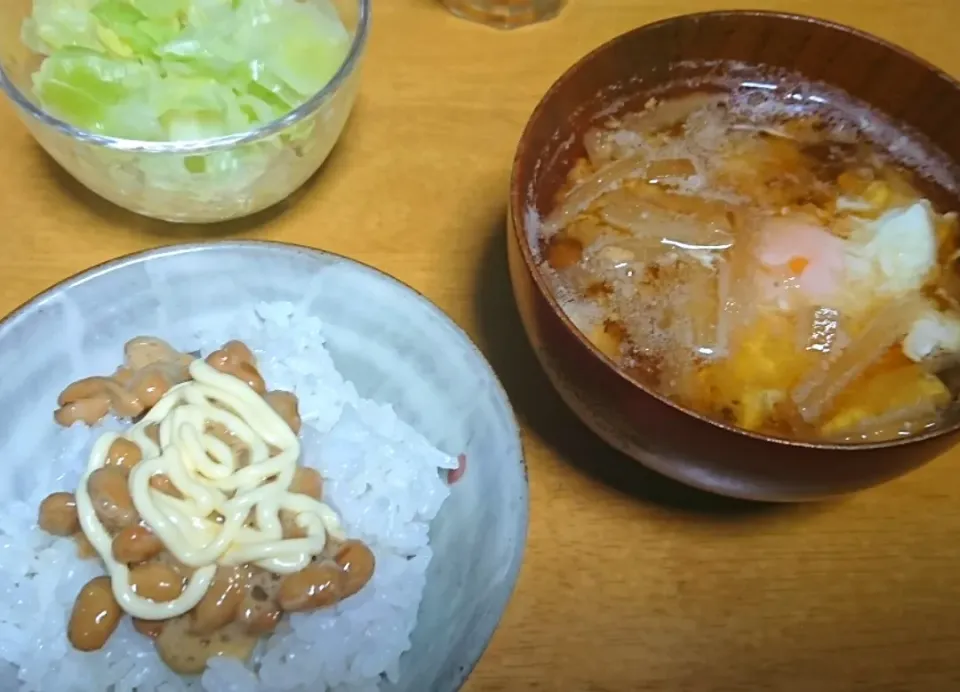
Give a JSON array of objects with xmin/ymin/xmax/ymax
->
[{"xmin": 448, "ymin": 453, "xmax": 467, "ymax": 484}]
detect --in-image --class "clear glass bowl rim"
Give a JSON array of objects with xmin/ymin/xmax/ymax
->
[{"xmin": 0, "ymin": 0, "xmax": 371, "ymax": 155}]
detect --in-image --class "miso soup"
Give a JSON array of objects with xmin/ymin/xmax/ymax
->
[{"xmin": 536, "ymin": 76, "xmax": 960, "ymax": 443}]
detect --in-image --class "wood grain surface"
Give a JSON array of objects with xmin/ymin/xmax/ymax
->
[{"xmin": 2, "ymin": 1, "xmax": 960, "ymax": 690}]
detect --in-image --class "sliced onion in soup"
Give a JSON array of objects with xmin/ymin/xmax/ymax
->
[
  {"xmin": 792, "ymin": 294, "xmax": 929, "ymax": 423},
  {"xmin": 542, "ymin": 153, "xmax": 648, "ymax": 236},
  {"xmin": 620, "ymin": 92, "xmax": 728, "ymax": 136}
]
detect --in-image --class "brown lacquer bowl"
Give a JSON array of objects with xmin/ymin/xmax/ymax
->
[{"xmin": 508, "ymin": 11, "xmax": 960, "ymax": 501}]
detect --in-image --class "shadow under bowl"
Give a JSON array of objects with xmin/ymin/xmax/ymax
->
[{"xmin": 508, "ymin": 10, "xmax": 960, "ymax": 502}]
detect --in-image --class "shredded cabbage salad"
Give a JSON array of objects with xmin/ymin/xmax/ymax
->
[
  {"xmin": 20, "ymin": 0, "xmax": 352, "ymax": 216},
  {"xmin": 23, "ymin": 0, "xmax": 350, "ymax": 141}
]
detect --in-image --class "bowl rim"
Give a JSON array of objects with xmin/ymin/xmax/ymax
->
[
  {"xmin": 0, "ymin": 0, "xmax": 371, "ymax": 155},
  {"xmin": 0, "ymin": 238, "xmax": 530, "ymax": 689},
  {"xmin": 509, "ymin": 9, "xmax": 960, "ymax": 452}
]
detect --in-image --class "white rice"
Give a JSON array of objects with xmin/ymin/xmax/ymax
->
[{"xmin": 0, "ymin": 302, "xmax": 457, "ymax": 691}]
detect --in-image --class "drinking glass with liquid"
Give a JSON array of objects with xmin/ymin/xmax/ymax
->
[{"xmin": 440, "ymin": 0, "xmax": 566, "ymax": 29}]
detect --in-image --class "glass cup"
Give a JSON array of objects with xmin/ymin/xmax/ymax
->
[{"xmin": 440, "ymin": 0, "xmax": 566, "ymax": 29}]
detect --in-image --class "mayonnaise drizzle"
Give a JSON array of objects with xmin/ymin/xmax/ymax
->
[{"xmin": 75, "ymin": 359, "xmax": 345, "ymax": 621}]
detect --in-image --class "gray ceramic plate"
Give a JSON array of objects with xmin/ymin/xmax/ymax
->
[{"xmin": 0, "ymin": 241, "xmax": 528, "ymax": 691}]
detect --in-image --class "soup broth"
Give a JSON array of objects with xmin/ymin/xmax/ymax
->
[{"xmin": 537, "ymin": 77, "xmax": 960, "ymax": 443}]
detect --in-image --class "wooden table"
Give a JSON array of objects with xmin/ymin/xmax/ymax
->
[{"xmin": 3, "ymin": 1, "xmax": 960, "ymax": 690}]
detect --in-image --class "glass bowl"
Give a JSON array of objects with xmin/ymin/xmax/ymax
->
[{"xmin": 0, "ymin": 0, "xmax": 370, "ymax": 223}]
